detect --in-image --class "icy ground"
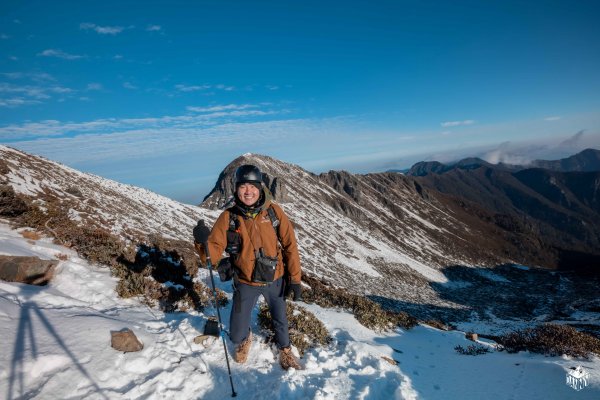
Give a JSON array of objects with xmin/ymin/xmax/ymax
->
[{"xmin": 1, "ymin": 222, "xmax": 599, "ymax": 399}]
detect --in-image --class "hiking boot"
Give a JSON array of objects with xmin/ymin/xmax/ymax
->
[
  {"xmin": 279, "ymin": 346, "xmax": 302, "ymax": 370},
  {"xmin": 234, "ymin": 332, "xmax": 253, "ymax": 363}
]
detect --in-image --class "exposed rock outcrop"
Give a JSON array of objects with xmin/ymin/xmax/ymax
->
[{"xmin": 0, "ymin": 255, "xmax": 57, "ymax": 285}]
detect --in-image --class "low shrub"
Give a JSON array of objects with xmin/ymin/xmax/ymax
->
[
  {"xmin": 0, "ymin": 159, "xmax": 10, "ymax": 176},
  {"xmin": 0, "ymin": 185, "xmax": 29, "ymax": 217},
  {"xmin": 497, "ymin": 324, "xmax": 600, "ymax": 358},
  {"xmin": 301, "ymin": 275, "xmax": 417, "ymax": 331},
  {"xmin": 423, "ymin": 319, "xmax": 456, "ymax": 331},
  {"xmin": 113, "ymin": 244, "xmax": 227, "ymax": 312},
  {"xmin": 455, "ymin": 344, "xmax": 490, "ymax": 356},
  {"xmin": 56, "ymin": 253, "xmax": 69, "ymax": 261},
  {"xmin": 258, "ymin": 302, "xmax": 331, "ymax": 355}
]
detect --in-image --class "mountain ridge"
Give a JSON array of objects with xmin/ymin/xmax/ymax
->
[
  {"xmin": 2, "ymin": 145, "xmax": 599, "ymax": 323},
  {"xmin": 406, "ymin": 148, "xmax": 600, "ymax": 176}
]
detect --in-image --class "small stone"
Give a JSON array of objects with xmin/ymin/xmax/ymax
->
[
  {"xmin": 381, "ymin": 356, "xmax": 398, "ymax": 366},
  {"xmin": 111, "ymin": 328, "xmax": 144, "ymax": 352},
  {"xmin": 466, "ymin": 332, "xmax": 478, "ymax": 341}
]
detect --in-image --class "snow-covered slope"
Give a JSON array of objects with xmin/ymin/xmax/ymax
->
[
  {"xmin": 1, "ymin": 222, "xmax": 599, "ymax": 399},
  {"xmin": 1, "ymin": 145, "xmax": 219, "ymax": 242}
]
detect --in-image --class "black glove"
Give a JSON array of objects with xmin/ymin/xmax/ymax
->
[
  {"xmin": 193, "ymin": 220, "xmax": 211, "ymax": 244},
  {"xmin": 286, "ymin": 282, "xmax": 302, "ymax": 301}
]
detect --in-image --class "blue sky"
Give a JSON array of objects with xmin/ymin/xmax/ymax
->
[{"xmin": 1, "ymin": 0, "xmax": 599, "ymax": 204}]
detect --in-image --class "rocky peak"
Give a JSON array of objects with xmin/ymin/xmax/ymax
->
[{"xmin": 201, "ymin": 153, "xmax": 310, "ymax": 208}]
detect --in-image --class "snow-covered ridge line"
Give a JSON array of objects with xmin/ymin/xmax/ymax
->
[{"xmin": 1, "ymin": 145, "xmax": 219, "ymax": 242}]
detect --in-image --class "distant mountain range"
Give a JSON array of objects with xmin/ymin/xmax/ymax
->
[
  {"xmin": 404, "ymin": 149, "xmax": 600, "ymax": 273},
  {"xmin": 406, "ymin": 148, "xmax": 600, "ymax": 176},
  {"xmin": 2, "ymin": 145, "xmax": 599, "ymax": 322}
]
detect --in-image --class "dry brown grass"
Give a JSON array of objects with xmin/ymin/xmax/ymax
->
[{"xmin": 21, "ymin": 230, "xmax": 42, "ymax": 240}]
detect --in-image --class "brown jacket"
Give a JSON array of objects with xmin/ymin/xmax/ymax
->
[{"xmin": 196, "ymin": 199, "xmax": 301, "ymax": 286}]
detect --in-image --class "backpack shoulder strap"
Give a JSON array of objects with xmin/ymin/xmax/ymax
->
[
  {"xmin": 266, "ymin": 205, "xmax": 281, "ymax": 241},
  {"xmin": 228, "ymin": 208, "xmax": 239, "ymax": 231},
  {"xmin": 225, "ymin": 208, "xmax": 242, "ymax": 256}
]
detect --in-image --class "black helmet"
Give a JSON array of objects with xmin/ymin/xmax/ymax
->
[{"xmin": 234, "ymin": 164, "xmax": 263, "ymax": 187}]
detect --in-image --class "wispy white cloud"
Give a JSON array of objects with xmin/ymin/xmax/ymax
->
[
  {"xmin": 123, "ymin": 82, "xmax": 138, "ymax": 90},
  {"xmin": 86, "ymin": 83, "xmax": 103, "ymax": 91},
  {"xmin": 216, "ymin": 84, "xmax": 235, "ymax": 91},
  {"xmin": 0, "ymin": 80, "xmax": 74, "ymax": 107},
  {"xmin": 0, "ymin": 83, "xmax": 73, "ymax": 98},
  {"xmin": 9, "ymin": 56, "xmax": 18, "ymax": 61},
  {"xmin": 114, "ymin": 55, "xmax": 124, "ymax": 60},
  {"xmin": 560, "ymin": 130, "xmax": 585, "ymax": 147},
  {"xmin": 0, "ymin": 103, "xmax": 287, "ymax": 138},
  {"xmin": 4, "ymin": 116, "xmax": 343, "ymax": 165},
  {"xmin": 175, "ymin": 84, "xmax": 211, "ymax": 92},
  {"xmin": 38, "ymin": 49, "xmax": 85, "ymax": 60},
  {"xmin": 440, "ymin": 120, "xmax": 475, "ymax": 128},
  {"xmin": 146, "ymin": 25, "xmax": 162, "ymax": 32},
  {"xmin": 186, "ymin": 104, "xmax": 257, "ymax": 113},
  {"xmin": 175, "ymin": 83, "xmax": 236, "ymax": 93},
  {"xmin": 0, "ymin": 98, "xmax": 41, "ymax": 107},
  {"xmin": 480, "ymin": 130, "xmax": 595, "ymax": 165},
  {"xmin": 1, "ymin": 34, "xmax": 10, "ymax": 40},
  {"xmin": 544, "ymin": 116, "xmax": 561, "ymax": 121},
  {"xmin": 482, "ymin": 142, "xmax": 532, "ymax": 165},
  {"xmin": 80, "ymin": 22, "xmax": 124, "ymax": 35},
  {"xmin": 1, "ymin": 72, "xmax": 55, "ymax": 82}
]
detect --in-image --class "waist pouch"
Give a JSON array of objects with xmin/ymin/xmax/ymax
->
[
  {"xmin": 217, "ymin": 257, "xmax": 234, "ymax": 282},
  {"xmin": 252, "ymin": 255, "xmax": 278, "ymax": 283}
]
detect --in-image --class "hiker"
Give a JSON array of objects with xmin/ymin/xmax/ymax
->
[{"xmin": 193, "ymin": 164, "xmax": 303, "ymax": 370}]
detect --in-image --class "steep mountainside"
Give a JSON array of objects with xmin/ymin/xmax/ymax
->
[
  {"xmin": 1, "ymin": 145, "xmax": 217, "ymax": 243},
  {"xmin": 407, "ymin": 164, "xmax": 600, "ymax": 272}
]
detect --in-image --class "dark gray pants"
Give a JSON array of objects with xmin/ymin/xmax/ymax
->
[{"xmin": 230, "ymin": 277, "xmax": 290, "ymax": 349}]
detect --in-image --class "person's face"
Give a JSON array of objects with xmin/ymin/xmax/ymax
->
[{"xmin": 237, "ymin": 183, "xmax": 260, "ymax": 206}]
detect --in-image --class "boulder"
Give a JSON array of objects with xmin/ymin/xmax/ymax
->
[
  {"xmin": 0, "ymin": 255, "xmax": 57, "ymax": 285},
  {"xmin": 111, "ymin": 328, "xmax": 144, "ymax": 352}
]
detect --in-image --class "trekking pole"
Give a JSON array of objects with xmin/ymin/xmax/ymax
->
[{"xmin": 203, "ymin": 242, "xmax": 237, "ymax": 398}]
